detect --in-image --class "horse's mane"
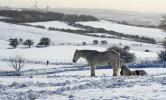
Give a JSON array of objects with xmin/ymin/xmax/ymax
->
[
  {"xmin": 79, "ymin": 50, "xmax": 99, "ymax": 53},
  {"xmin": 78, "ymin": 50, "xmax": 100, "ymax": 56}
]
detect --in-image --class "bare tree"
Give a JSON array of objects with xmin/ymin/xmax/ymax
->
[{"xmin": 8, "ymin": 55, "xmax": 25, "ymax": 75}]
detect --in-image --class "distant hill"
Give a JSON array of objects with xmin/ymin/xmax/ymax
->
[
  {"xmin": 0, "ymin": 7, "xmax": 163, "ymax": 27},
  {"xmin": 48, "ymin": 8, "xmax": 163, "ymax": 28}
]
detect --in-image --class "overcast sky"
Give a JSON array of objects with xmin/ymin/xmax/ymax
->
[{"xmin": 0, "ymin": 0, "xmax": 165, "ymax": 13}]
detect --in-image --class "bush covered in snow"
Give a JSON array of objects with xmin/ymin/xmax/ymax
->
[{"xmin": 107, "ymin": 46, "xmax": 135, "ymax": 63}]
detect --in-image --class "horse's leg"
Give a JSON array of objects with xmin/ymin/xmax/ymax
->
[
  {"xmin": 90, "ymin": 64, "xmax": 96, "ymax": 77},
  {"xmin": 112, "ymin": 61, "xmax": 119, "ymax": 76}
]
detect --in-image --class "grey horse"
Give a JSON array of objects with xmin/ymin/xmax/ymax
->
[{"xmin": 72, "ymin": 49, "xmax": 120, "ymax": 76}]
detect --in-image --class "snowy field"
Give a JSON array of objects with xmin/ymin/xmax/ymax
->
[
  {"xmin": 0, "ymin": 21, "xmax": 162, "ymax": 61},
  {"xmin": 27, "ymin": 21, "xmax": 80, "ymax": 30},
  {"xmin": 78, "ymin": 20, "xmax": 166, "ymax": 41},
  {"xmin": 0, "ymin": 68, "xmax": 166, "ymax": 100},
  {"xmin": 1, "ymin": 21, "xmax": 159, "ymax": 46},
  {"xmin": 0, "ymin": 20, "xmax": 166, "ymax": 100},
  {"xmin": 0, "ymin": 45, "xmax": 160, "ymax": 65}
]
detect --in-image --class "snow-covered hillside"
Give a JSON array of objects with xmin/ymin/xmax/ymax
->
[
  {"xmin": 0, "ymin": 21, "xmax": 161, "ymax": 48},
  {"xmin": 0, "ymin": 45, "xmax": 159, "ymax": 73},
  {"xmin": 0, "ymin": 20, "xmax": 163, "ymax": 62},
  {"xmin": 27, "ymin": 21, "xmax": 80, "ymax": 30},
  {"xmin": 0, "ymin": 20, "xmax": 165, "ymax": 100},
  {"xmin": 51, "ymin": 8, "xmax": 162, "ymax": 27},
  {"xmin": 78, "ymin": 20, "xmax": 166, "ymax": 41}
]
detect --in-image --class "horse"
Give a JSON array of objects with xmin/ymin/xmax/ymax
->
[
  {"xmin": 120, "ymin": 65, "xmax": 147, "ymax": 76},
  {"xmin": 72, "ymin": 49, "xmax": 120, "ymax": 76}
]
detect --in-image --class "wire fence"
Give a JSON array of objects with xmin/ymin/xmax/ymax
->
[
  {"xmin": 0, "ymin": 56, "xmax": 166, "ymax": 76},
  {"xmin": 128, "ymin": 60, "xmax": 166, "ymax": 68},
  {"xmin": 0, "ymin": 64, "xmax": 88, "ymax": 77},
  {"xmin": 0, "ymin": 56, "xmax": 88, "ymax": 76},
  {"xmin": 0, "ymin": 56, "xmax": 87, "ymax": 65}
]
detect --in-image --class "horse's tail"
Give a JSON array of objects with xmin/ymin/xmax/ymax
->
[
  {"xmin": 117, "ymin": 52, "xmax": 120, "ymax": 69},
  {"xmin": 111, "ymin": 49, "xmax": 120, "ymax": 69}
]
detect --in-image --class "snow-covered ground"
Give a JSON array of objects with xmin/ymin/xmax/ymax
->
[
  {"xmin": 0, "ymin": 19, "xmax": 166, "ymax": 100},
  {"xmin": 78, "ymin": 20, "xmax": 166, "ymax": 41},
  {"xmin": 27, "ymin": 21, "xmax": 80, "ymax": 30},
  {"xmin": 0, "ymin": 21, "xmax": 162, "ymax": 60},
  {"xmin": 0, "ymin": 45, "xmax": 160, "ymax": 73},
  {"xmin": 0, "ymin": 68, "xmax": 166, "ymax": 100},
  {"xmin": 0, "ymin": 45, "xmax": 160, "ymax": 64}
]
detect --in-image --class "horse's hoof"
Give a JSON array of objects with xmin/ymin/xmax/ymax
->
[
  {"xmin": 90, "ymin": 75, "xmax": 96, "ymax": 77},
  {"xmin": 113, "ymin": 74, "xmax": 117, "ymax": 76}
]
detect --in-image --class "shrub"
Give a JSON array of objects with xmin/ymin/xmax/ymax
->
[
  {"xmin": 101, "ymin": 40, "xmax": 108, "ymax": 45},
  {"xmin": 38, "ymin": 37, "xmax": 51, "ymax": 47},
  {"xmin": 34, "ymin": 25, "xmax": 45, "ymax": 29},
  {"xmin": 158, "ymin": 50, "xmax": 166, "ymax": 61},
  {"xmin": 144, "ymin": 49, "xmax": 150, "ymax": 52},
  {"xmin": 23, "ymin": 39, "xmax": 34, "ymax": 48},
  {"xmin": 48, "ymin": 27, "xmax": 56, "ymax": 31},
  {"xmin": 107, "ymin": 46, "xmax": 135, "ymax": 63},
  {"xmin": 93, "ymin": 40, "xmax": 99, "ymax": 45},
  {"xmin": 123, "ymin": 46, "xmax": 130, "ymax": 50},
  {"xmin": 9, "ymin": 38, "xmax": 19, "ymax": 48},
  {"xmin": 82, "ymin": 42, "xmax": 87, "ymax": 45}
]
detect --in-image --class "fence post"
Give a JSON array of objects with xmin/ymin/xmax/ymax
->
[
  {"xmin": 22, "ymin": 71, "xmax": 24, "ymax": 76},
  {"xmin": 44, "ymin": 69, "xmax": 46, "ymax": 75},
  {"xmin": 54, "ymin": 68, "xmax": 56, "ymax": 73},
  {"xmin": 36, "ymin": 70, "xmax": 38, "ymax": 75}
]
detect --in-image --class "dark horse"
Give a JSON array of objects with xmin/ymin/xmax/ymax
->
[{"xmin": 120, "ymin": 65, "xmax": 147, "ymax": 76}]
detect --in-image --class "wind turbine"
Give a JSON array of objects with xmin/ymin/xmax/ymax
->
[
  {"xmin": 32, "ymin": 0, "xmax": 38, "ymax": 11},
  {"xmin": 46, "ymin": 4, "xmax": 49, "ymax": 13}
]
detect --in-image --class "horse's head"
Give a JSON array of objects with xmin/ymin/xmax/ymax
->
[
  {"xmin": 120, "ymin": 65, "xmax": 128, "ymax": 75},
  {"xmin": 73, "ymin": 49, "xmax": 80, "ymax": 63}
]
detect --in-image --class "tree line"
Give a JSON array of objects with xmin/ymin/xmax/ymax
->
[
  {"xmin": 9, "ymin": 37, "xmax": 51, "ymax": 48},
  {"xmin": 0, "ymin": 10, "xmax": 98, "ymax": 23},
  {"xmin": 53, "ymin": 23, "xmax": 156, "ymax": 44}
]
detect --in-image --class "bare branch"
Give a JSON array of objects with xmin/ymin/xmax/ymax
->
[{"xmin": 8, "ymin": 55, "xmax": 25, "ymax": 75}]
